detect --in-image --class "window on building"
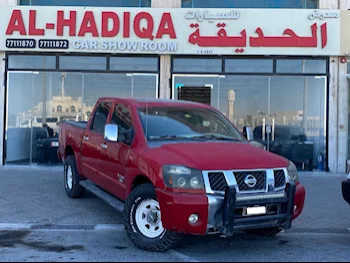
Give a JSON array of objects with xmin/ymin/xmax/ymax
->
[
  {"xmin": 173, "ymin": 58, "xmax": 222, "ymax": 73},
  {"xmin": 181, "ymin": 0, "xmax": 318, "ymax": 8},
  {"xmin": 59, "ymin": 56, "xmax": 107, "ymax": 71},
  {"xmin": 20, "ymin": 0, "xmax": 151, "ymax": 7},
  {"xmin": 110, "ymin": 57, "xmax": 158, "ymax": 72},
  {"xmin": 8, "ymin": 55, "xmax": 56, "ymax": 70},
  {"xmin": 57, "ymin": 105, "xmax": 62, "ymax": 112},
  {"xmin": 225, "ymin": 59, "xmax": 273, "ymax": 73},
  {"xmin": 276, "ymin": 59, "xmax": 327, "ymax": 74},
  {"xmin": 71, "ymin": 106, "xmax": 76, "ymax": 113}
]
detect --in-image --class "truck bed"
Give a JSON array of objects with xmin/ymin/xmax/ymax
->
[
  {"xmin": 58, "ymin": 121, "xmax": 88, "ymax": 163},
  {"xmin": 65, "ymin": 121, "xmax": 87, "ymax": 129}
]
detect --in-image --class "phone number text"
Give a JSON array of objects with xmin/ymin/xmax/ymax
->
[
  {"xmin": 6, "ymin": 39, "xmax": 36, "ymax": 48},
  {"xmin": 39, "ymin": 40, "xmax": 69, "ymax": 49}
]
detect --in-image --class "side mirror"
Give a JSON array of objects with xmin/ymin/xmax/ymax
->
[
  {"xmin": 104, "ymin": 124, "xmax": 119, "ymax": 142},
  {"xmin": 243, "ymin": 126, "xmax": 254, "ymax": 141}
]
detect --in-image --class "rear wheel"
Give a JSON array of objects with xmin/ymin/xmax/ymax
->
[
  {"xmin": 123, "ymin": 183, "xmax": 183, "ymax": 252},
  {"xmin": 246, "ymin": 227, "xmax": 283, "ymax": 237},
  {"xmin": 64, "ymin": 155, "xmax": 85, "ymax": 199}
]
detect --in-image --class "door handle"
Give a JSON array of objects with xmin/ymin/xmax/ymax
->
[
  {"xmin": 83, "ymin": 136, "xmax": 89, "ymax": 141},
  {"xmin": 100, "ymin": 143, "xmax": 108, "ymax": 149}
]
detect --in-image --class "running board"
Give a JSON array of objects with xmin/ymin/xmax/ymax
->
[{"xmin": 80, "ymin": 180, "xmax": 125, "ymax": 213}]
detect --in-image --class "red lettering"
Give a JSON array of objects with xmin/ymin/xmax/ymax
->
[
  {"xmin": 123, "ymin": 12, "xmax": 130, "ymax": 38},
  {"xmin": 156, "ymin": 13, "xmax": 176, "ymax": 39},
  {"xmin": 102, "ymin": 12, "xmax": 120, "ymax": 37},
  {"xmin": 6, "ymin": 10, "xmax": 27, "ymax": 35},
  {"xmin": 133, "ymin": 12, "xmax": 154, "ymax": 40},
  {"xmin": 78, "ymin": 11, "xmax": 99, "ymax": 37},
  {"xmin": 29, "ymin": 10, "xmax": 44, "ymax": 36},
  {"xmin": 57, "ymin": 11, "xmax": 76, "ymax": 36}
]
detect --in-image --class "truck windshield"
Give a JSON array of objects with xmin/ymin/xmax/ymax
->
[{"xmin": 137, "ymin": 106, "xmax": 244, "ymax": 142}]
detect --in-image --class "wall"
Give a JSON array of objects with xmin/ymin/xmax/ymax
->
[
  {"xmin": 0, "ymin": 0, "xmax": 17, "ymax": 6},
  {"xmin": 152, "ymin": 0, "xmax": 181, "ymax": 99},
  {"xmin": 320, "ymin": 0, "xmax": 348, "ymax": 173}
]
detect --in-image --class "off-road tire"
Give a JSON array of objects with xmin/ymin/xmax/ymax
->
[
  {"xmin": 246, "ymin": 227, "xmax": 283, "ymax": 237},
  {"xmin": 123, "ymin": 183, "xmax": 184, "ymax": 252},
  {"xmin": 64, "ymin": 155, "xmax": 85, "ymax": 198}
]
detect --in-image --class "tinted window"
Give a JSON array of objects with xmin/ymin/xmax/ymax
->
[
  {"xmin": 8, "ymin": 55, "xmax": 56, "ymax": 70},
  {"xmin": 276, "ymin": 59, "xmax": 327, "ymax": 74},
  {"xmin": 111, "ymin": 104, "xmax": 132, "ymax": 132},
  {"xmin": 110, "ymin": 57, "xmax": 158, "ymax": 72},
  {"xmin": 173, "ymin": 58, "xmax": 222, "ymax": 73},
  {"xmin": 90, "ymin": 102, "xmax": 112, "ymax": 133},
  {"xmin": 111, "ymin": 104, "xmax": 134, "ymax": 144},
  {"xmin": 225, "ymin": 59, "xmax": 273, "ymax": 73},
  {"xmin": 60, "ymin": 56, "xmax": 107, "ymax": 70}
]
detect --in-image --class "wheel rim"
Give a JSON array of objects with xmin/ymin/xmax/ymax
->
[
  {"xmin": 66, "ymin": 166, "xmax": 73, "ymax": 190},
  {"xmin": 135, "ymin": 199, "xmax": 164, "ymax": 238}
]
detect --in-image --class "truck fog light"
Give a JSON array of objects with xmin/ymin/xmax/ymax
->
[{"xmin": 189, "ymin": 214, "xmax": 199, "ymax": 224}]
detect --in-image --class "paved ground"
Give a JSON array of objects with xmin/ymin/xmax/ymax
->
[{"xmin": 0, "ymin": 166, "xmax": 350, "ymax": 262}]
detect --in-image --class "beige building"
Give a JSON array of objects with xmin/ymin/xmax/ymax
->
[{"xmin": 0, "ymin": 0, "xmax": 348, "ymax": 173}]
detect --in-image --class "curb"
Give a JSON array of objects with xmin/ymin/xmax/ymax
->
[{"xmin": 0, "ymin": 223, "xmax": 124, "ymax": 231}]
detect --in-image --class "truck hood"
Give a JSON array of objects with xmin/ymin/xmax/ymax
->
[{"xmin": 146, "ymin": 141, "xmax": 289, "ymax": 171}]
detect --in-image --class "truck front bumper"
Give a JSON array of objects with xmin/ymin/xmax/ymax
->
[
  {"xmin": 156, "ymin": 182, "xmax": 305, "ymax": 236},
  {"xmin": 342, "ymin": 179, "xmax": 350, "ymax": 205}
]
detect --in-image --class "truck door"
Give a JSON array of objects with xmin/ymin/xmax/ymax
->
[
  {"xmin": 80, "ymin": 101, "xmax": 112, "ymax": 184},
  {"xmin": 98, "ymin": 103, "xmax": 134, "ymax": 201}
]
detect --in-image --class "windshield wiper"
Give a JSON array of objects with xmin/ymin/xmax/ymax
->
[
  {"xmin": 190, "ymin": 135, "xmax": 242, "ymax": 141},
  {"xmin": 148, "ymin": 135, "xmax": 193, "ymax": 141}
]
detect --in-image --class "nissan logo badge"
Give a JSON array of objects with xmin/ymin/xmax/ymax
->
[{"xmin": 244, "ymin": 174, "xmax": 257, "ymax": 188}]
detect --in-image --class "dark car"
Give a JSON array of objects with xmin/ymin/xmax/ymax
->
[
  {"xmin": 342, "ymin": 174, "xmax": 350, "ymax": 205},
  {"xmin": 253, "ymin": 125, "xmax": 314, "ymax": 171},
  {"xmin": 35, "ymin": 129, "xmax": 60, "ymax": 164}
]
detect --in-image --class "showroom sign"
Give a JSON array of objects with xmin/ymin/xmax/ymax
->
[{"xmin": 0, "ymin": 6, "xmax": 341, "ymax": 55}]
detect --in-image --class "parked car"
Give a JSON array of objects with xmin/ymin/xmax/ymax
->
[
  {"xmin": 342, "ymin": 174, "xmax": 350, "ymax": 205},
  {"xmin": 58, "ymin": 98, "xmax": 306, "ymax": 252},
  {"xmin": 36, "ymin": 132, "xmax": 60, "ymax": 164},
  {"xmin": 252, "ymin": 125, "xmax": 314, "ymax": 171}
]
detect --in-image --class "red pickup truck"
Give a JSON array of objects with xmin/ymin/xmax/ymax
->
[{"xmin": 58, "ymin": 97, "xmax": 306, "ymax": 252}]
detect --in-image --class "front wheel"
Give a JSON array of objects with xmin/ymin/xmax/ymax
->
[{"xmin": 123, "ymin": 183, "xmax": 183, "ymax": 252}]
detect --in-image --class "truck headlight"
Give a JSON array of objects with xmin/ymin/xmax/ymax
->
[
  {"xmin": 287, "ymin": 161, "xmax": 299, "ymax": 184},
  {"xmin": 162, "ymin": 165, "xmax": 205, "ymax": 193}
]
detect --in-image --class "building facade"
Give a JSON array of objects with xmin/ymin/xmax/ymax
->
[{"xmin": 0, "ymin": 0, "xmax": 348, "ymax": 174}]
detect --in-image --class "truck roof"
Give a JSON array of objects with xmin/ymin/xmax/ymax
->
[{"xmin": 98, "ymin": 97, "xmax": 213, "ymax": 109}]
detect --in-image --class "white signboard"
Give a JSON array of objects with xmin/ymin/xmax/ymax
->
[{"xmin": 0, "ymin": 6, "xmax": 341, "ymax": 55}]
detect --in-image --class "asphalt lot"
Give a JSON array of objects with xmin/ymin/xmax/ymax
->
[{"xmin": 0, "ymin": 166, "xmax": 349, "ymax": 262}]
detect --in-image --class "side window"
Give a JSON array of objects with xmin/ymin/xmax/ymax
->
[
  {"xmin": 90, "ymin": 102, "xmax": 112, "ymax": 134},
  {"xmin": 111, "ymin": 104, "xmax": 134, "ymax": 144}
]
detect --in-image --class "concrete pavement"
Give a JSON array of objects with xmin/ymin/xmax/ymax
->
[{"xmin": 0, "ymin": 166, "xmax": 349, "ymax": 262}]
